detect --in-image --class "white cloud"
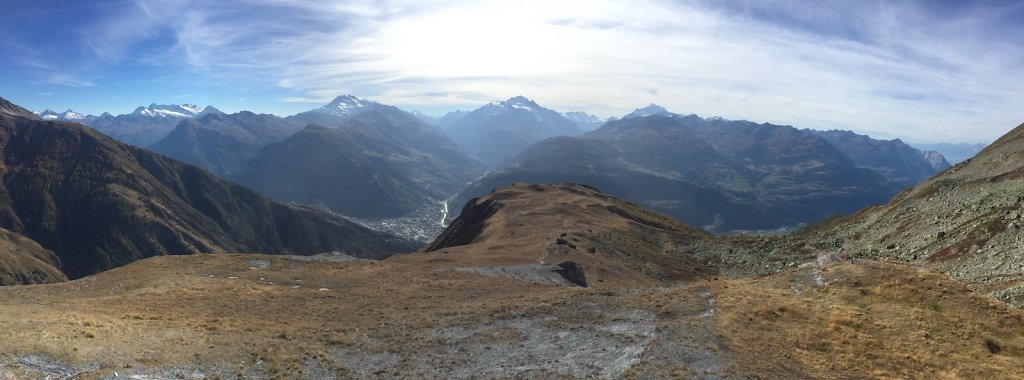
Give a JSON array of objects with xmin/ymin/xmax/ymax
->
[{"xmin": 94, "ymin": 0, "xmax": 1024, "ymax": 143}]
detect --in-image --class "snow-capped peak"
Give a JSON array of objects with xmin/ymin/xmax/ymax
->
[
  {"xmin": 563, "ymin": 111, "xmax": 607, "ymax": 131},
  {"xmin": 312, "ymin": 95, "xmax": 384, "ymax": 118},
  {"xmin": 480, "ymin": 96, "xmax": 544, "ymax": 115},
  {"xmin": 61, "ymin": 109, "xmax": 86, "ymax": 120},
  {"xmin": 563, "ymin": 111, "xmax": 604, "ymax": 124},
  {"xmin": 131, "ymin": 103, "xmax": 206, "ymax": 118},
  {"xmin": 622, "ymin": 104, "xmax": 673, "ymax": 119},
  {"xmin": 36, "ymin": 109, "xmax": 88, "ymax": 121}
]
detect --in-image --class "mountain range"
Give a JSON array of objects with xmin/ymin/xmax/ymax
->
[
  {"xmin": 453, "ymin": 109, "xmax": 947, "ymax": 232},
  {"xmin": 31, "ymin": 95, "xmax": 958, "ymax": 236},
  {"xmin": 37, "ymin": 103, "xmax": 226, "ymax": 147},
  {"xmin": 0, "ymin": 97, "xmax": 415, "ymax": 280}
]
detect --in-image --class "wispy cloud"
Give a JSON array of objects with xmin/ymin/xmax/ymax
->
[
  {"xmin": 46, "ymin": 73, "xmax": 96, "ymax": 87},
  {"xmin": 81, "ymin": 0, "xmax": 1024, "ymax": 142}
]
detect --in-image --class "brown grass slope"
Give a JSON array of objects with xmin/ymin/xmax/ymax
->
[
  {"xmin": 0, "ymin": 227, "xmax": 66, "ymax": 285},
  {"xmin": 0, "ymin": 98, "xmax": 416, "ymax": 281},
  {"xmin": 803, "ymin": 122, "xmax": 1024, "ymax": 306},
  {"xmin": 410, "ymin": 183, "xmax": 718, "ymax": 287}
]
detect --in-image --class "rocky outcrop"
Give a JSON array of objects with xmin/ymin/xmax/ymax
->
[{"xmin": 554, "ymin": 261, "xmax": 588, "ymax": 287}]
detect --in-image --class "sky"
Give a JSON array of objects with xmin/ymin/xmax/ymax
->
[{"xmin": 1, "ymin": 0, "xmax": 1022, "ymax": 143}]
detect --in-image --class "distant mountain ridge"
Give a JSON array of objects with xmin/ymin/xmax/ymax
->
[
  {"xmin": 623, "ymin": 104, "xmax": 673, "ymax": 119},
  {"xmin": 563, "ymin": 111, "xmax": 606, "ymax": 131},
  {"xmin": 454, "ymin": 110, "xmax": 942, "ymax": 232},
  {"xmin": 806, "ymin": 129, "xmax": 949, "ymax": 189},
  {"xmin": 150, "ymin": 111, "xmax": 303, "ymax": 175},
  {"xmin": 445, "ymin": 96, "xmax": 583, "ymax": 167},
  {"xmin": 229, "ymin": 105, "xmax": 486, "ymax": 219},
  {"xmin": 49, "ymin": 103, "xmax": 227, "ymax": 147},
  {"xmin": 911, "ymin": 142, "xmax": 987, "ymax": 164}
]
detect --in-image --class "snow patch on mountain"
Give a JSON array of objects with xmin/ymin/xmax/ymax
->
[
  {"xmin": 622, "ymin": 104, "xmax": 674, "ymax": 119},
  {"xmin": 35, "ymin": 109, "xmax": 90, "ymax": 121},
  {"xmin": 313, "ymin": 95, "xmax": 385, "ymax": 118},
  {"xmin": 132, "ymin": 103, "xmax": 207, "ymax": 118},
  {"xmin": 563, "ymin": 111, "xmax": 606, "ymax": 131}
]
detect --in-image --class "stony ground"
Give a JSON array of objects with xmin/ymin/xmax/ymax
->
[{"xmin": 792, "ymin": 123, "xmax": 1024, "ymax": 307}]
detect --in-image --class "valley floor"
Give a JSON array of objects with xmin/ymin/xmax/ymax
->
[{"xmin": 1, "ymin": 253, "xmax": 1021, "ymax": 379}]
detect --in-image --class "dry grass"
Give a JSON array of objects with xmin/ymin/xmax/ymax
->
[{"xmin": 714, "ymin": 261, "xmax": 1024, "ymax": 379}]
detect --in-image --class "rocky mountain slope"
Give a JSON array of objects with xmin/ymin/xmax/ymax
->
[
  {"xmin": 0, "ymin": 97, "xmax": 415, "ymax": 280},
  {"xmin": 445, "ymin": 96, "xmax": 583, "ymax": 167},
  {"xmin": 921, "ymin": 150, "xmax": 952, "ymax": 171},
  {"xmin": 804, "ymin": 121, "xmax": 1024, "ymax": 306},
  {"xmin": 149, "ymin": 111, "xmax": 303, "ymax": 175},
  {"xmin": 456, "ymin": 114, "xmax": 906, "ymax": 232},
  {"xmin": 229, "ymin": 108, "xmax": 485, "ymax": 219},
  {"xmin": 0, "ymin": 183, "xmax": 1020, "ymax": 378}
]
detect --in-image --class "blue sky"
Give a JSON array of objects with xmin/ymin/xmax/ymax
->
[{"xmin": 1, "ymin": 0, "xmax": 1022, "ymax": 143}]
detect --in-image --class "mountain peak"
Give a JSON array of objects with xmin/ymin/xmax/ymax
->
[
  {"xmin": 501, "ymin": 95, "xmax": 541, "ymax": 110},
  {"xmin": 310, "ymin": 95, "xmax": 384, "ymax": 118},
  {"xmin": 506, "ymin": 95, "xmax": 537, "ymax": 106},
  {"xmin": 200, "ymin": 106, "xmax": 224, "ymax": 116},
  {"xmin": 623, "ymin": 104, "xmax": 672, "ymax": 119},
  {"xmin": 563, "ymin": 111, "xmax": 607, "ymax": 131},
  {"xmin": 328, "ymin": 94, "xmax": 364, "ymax": 107}
]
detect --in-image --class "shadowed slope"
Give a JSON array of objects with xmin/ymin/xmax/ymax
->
[
  {"xmin": 0, "ymin": 227, "xmax": 66, "ymax": 285},
  {"xmin": 0, "ymin": 97, "xmax": 415, "ymax": 280},
  {"xmin": 229, "ymin": 108, "xmax": 485, "ymax": 218}
]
